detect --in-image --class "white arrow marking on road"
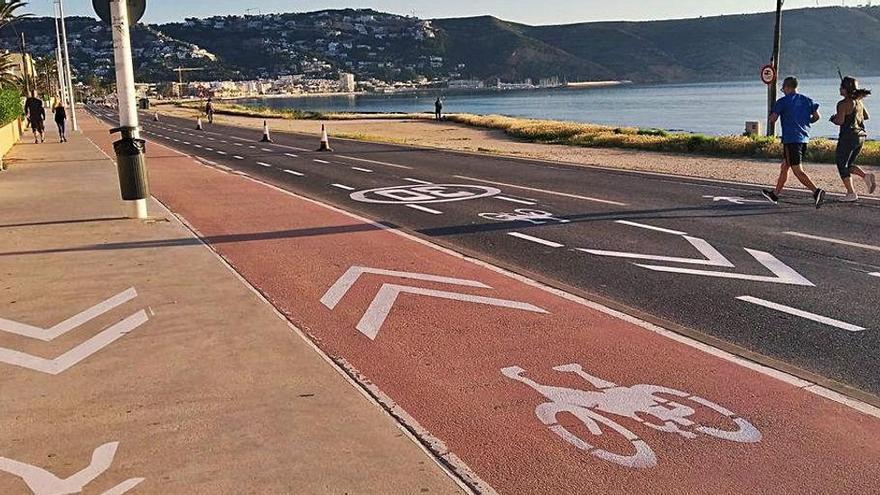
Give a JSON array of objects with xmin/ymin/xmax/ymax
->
[
  {"xmin": 0, "ymin": 311, "xmax": 149, "ymax": 375},
  {"xmin": 321, "ymin": 267, "xmax": 547, "ymax": 339},
  {"xmin": 321, "ymin": 266, "xmax": 489, "ymax": 309},
  {"xmin": 578, "ymin": 236, "xmax": 735, "ymax": 267},
  {"xmin": 703, "ymin": 196, "xmax": 767, "ymax": 205},
  {"xmin": 0, "ymin": 442, "xmax": 144, "ymax": 495},
  {"xmin": 356, "ymin": 284, "xmax": 547, "ymax": 339},
  {"xmin": 636, "ymin": 249, "xmax": 814, "ymax": 286},
  {"xmin": 0, "ymin": 288, "xmax": 137, "ymax": 342}
]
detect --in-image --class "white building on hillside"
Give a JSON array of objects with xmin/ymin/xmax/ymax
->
[{"xmin": 339, "ymin": 72, "xmax": 356, "ymax": 92}]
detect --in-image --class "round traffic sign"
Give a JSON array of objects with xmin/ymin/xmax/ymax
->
[
  {"xmin": 93, "ymin": 0, "xmax": 146, "ymax": 25},
  {"xmin": 760, "ymin": 64, "xmax": 777, "ymax": 85}
]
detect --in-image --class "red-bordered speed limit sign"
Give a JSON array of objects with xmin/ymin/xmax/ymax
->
[{"xmin": 760, "ymin": 64, "xmax": 777, "ymax": 85}]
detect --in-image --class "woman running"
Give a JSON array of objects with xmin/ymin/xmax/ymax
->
[
  {"xmin": 53, "ymin": 99, "xmax": 68, "ymax": 143},
  {"xmin": 831, "ymin": 76, "xmax": 875, "ymax": 201}
]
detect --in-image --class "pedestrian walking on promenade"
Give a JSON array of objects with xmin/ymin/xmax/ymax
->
[
  {"xmin": 205, "ymin": 97, "xmax": 215, "ymax": 124},
  {"xmin": 761, "ymin": 77, "xmax": 827, "ymax": 208},
  {"xmin": 24, "ymin": 91, "xmax": 45, "ymax": 144},
  {"xmin": 53, "ymin": 99, "xmax": 68, "ymax": 143},
  {"xmin": 435, "ymin": 97, "xmax": 443, "ymax": 121},
  {"xmin": 831, "ymin": 76, "xmax": 874, "ymax": 201}
]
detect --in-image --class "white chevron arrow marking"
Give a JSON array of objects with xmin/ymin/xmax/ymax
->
[
  {"xmin": 320, "ymin": 266, "xmax": 490, "ymax": 309},
  {"xmin": 321, "ymin": 266, "xmax": 547, "ymax": 339},
  {"xmin": 0, "ymin": 288, "xmax": 137, "ymax": 342},
  {"xmin": 0, "ymin": 311, "xmax": 149, "ymax": 375},
  {"xmin": 356, "ymin": 284, "xmax": 548, "ymax": 339},
  {"xmin": 0, "ymin": 442, "xmax": 144, "ymax": 495},
  {"xmin": 578, "ymin": 236, "xmax": 735, "ymax": 267},
  {"xmin": 636, "ymin": 249, "xmax": 815, "ymax": 286}
]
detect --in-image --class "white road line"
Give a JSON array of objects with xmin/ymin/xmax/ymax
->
[
  {"xmin": 332, "ymin": 183, "xmax": 356, "ymax": 191},
  {"xmin": 207, "ymin": 137, "xmax": 216, "ymax": 141},
  {"xmin": 337, "ymin": 155, "xmax": 414, "ymax": 170},
  {"xmin": 870, "ymin": 272, "xmax": 880, "ymax": 278},
  {"xmin": 737, "ymin": 296, "xmax": 866, "ymax": 332},
  {"xmin": 234, "ymin": 143, "xmax": 243, "ymax": 146},
  {"xmin": 508, "ymin": 232, "xmax": 564, "ymax": 248},
  {"xmin": 261, "ymin": 148, "xmax": 273, "ymax": 152},
  {"xmin": 406, "ymin": 204, "xmax": 443, "ymax": 215},
  {"xmin": 496, "ymin": 196, "xmax": 538, "ymax": 206},
  {"xmin": 248, "ymin": 145, "xmax": 257, "ymax": 149},
  {"xmin": 314, "ymin": 159, "xmax": 330, "ymax": 164},
  {"xmin": 194, "ymin": 144, "xmax": 203, "ymax": 148},
  {"xmin": 283, "ymin": 169, "xmax": 304, "ymax": 176},
  {"xmin": 616, "ymin": 220, "xmax": 688, "ymax": 236},
  {"xmin": 285, "ymin": 153, "xmax": 298, "ymax": 158},
  {"xmin": 194, "ymin": 157, "xmax": 219, "ymax": 166},
  {"xmin": 172, "ymin": 139, "xmax": 180, "ymax": 142},
  {"xmin": 403, "ymin": 178, "xmax": 432, "ymax": 185},
  {"xmin": 257, "ymin": 162, "xmax": 273, "ymax": 168},
  {"xmin": 783, "ymin": 232, "xmax": 880, "ymax": 253},
  {"xmin": 216, "ymin": 150, "xmax": 227, "ymax": 155},
  {"xmin": 233, "ymin": 155, "xmax": 244, "ymax": 160},
  {"xmin": 205, "ymin": 147, "xmax": 214, "ymax": 151},
  {"xmin": 220, "ymin": 140, "xmax": 228, "ymax": 143},
  {"xmin": 351, "ymin": 166, "xmax": 374, "ymax": 173},
  {"xmin": 231, "ymin": 136, "xmax": 249, "ymax": 141},
  {"xmin": 455, "ymin": 175, "xmax": 628, "ymax": 206},
  {"xmin": 183, "ymin": 141, "xmax": 191, "ymax": 145}
]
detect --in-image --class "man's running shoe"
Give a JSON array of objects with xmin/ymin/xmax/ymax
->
[
  {"xmin": 761, "ymin": 189, "xmax": 779, "ymax": 204},
  {"xmin": 840, "ymin": 192, "xmax": 859, "ymax": 202},
  {"xmin": 814, "ymin": 189, "xmax": 827, "ymax": 209},
  {"xmin": 864, "ymin": 173, "xmax": 877, "ymax": 194}
]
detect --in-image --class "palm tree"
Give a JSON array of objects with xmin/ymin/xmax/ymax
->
[
  {"xmin": 0, "ymin": 1, "xmax": 30, "ymax": 90},
  {"xmin": 34, "ymin": 55, "xmax": 58, "ymax": 96}
]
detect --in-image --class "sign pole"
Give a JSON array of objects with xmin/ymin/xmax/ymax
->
[
  {"xmin": 53, "ymin": 3, "xmax": 67, "ymax": 106},
  {"xmin": 57, "ymin": 0, "xmax": 78, "ymax": 132},
  {"xmin": 110, "ymin": 0, "xmax": 147, "ymax": 219},
  {"xmin": 767, "ymin": 0, "xmax": 783, "ymax": 137}
]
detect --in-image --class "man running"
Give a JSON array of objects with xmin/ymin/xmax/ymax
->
[
  {"xmin": 24, "ymin": 91, "xmax": 46, "ymax": 144},
  {"xmin": 761, "ymin": 77, "xmax": 826, "ymax": 208},
  {"xmin": 205, "ymin": 97, "xmax": 215, "ymax": 124}
]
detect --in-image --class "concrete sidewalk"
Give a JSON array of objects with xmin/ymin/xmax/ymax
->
[{"xmin": 0, "ymin": 127, "xmax": 465, "ymax": 493}]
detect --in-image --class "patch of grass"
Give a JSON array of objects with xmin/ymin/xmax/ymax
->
[{"xmin": 444, "ymin": 114, "xmax": 880, "ymax": 166}]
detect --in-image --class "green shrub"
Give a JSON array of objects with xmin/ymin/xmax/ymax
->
[{"xmin": 0, "ymin": 88, "xmax": 22, "ymax": 127}]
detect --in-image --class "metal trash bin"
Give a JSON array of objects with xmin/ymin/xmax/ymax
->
[
  {"xmin": 139, "ymin": 98, "xmax": 150, "ymax": 110},
  {"xmin": 110, "ymin": 126, "xmax": 150, "ymax": 201}
]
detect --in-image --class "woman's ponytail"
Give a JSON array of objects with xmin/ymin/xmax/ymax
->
[{"xmin": 842, "ymin": 76, "xmax": 872, "ymax": 99}]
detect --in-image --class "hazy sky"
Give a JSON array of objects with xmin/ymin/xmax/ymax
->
[{"xmin": 31, "ymin": 1, "xmax": 856, "ymax": 25}]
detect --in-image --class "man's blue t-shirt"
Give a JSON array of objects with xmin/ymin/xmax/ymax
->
[{"xmin": 772, "ymin": 93, "xmax": 819, "ymax": 144}]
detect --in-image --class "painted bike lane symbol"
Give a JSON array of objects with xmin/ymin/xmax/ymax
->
[
  {"xmin": 351, "ymin": 184, "xmax": 501, "ymax": 204},
  {"xmin": 479, "ymin": 209, "xmax": 570, "ymax": 225},
  {"xmin": 502, "ymin": 364, "xmax": 761, "ymax": 469}
]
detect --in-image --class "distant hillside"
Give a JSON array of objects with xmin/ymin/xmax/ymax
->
[{"xmin": 1, "ymin": 6, "xmax": 879, "ymax": 84}]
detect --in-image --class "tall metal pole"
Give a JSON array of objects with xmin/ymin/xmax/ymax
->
[
  {"xmin": 53, "ymin": 4, "xmax": 67, "ymax": 106},
  {"xmin": 111, "ymin": 0, "xmax": 148, "ymax": 219},
  {"xmin": 57, "ymin": 0, "xmax": 78, "ymax": 131},
  {"xmin": 767, "ymin": 0, "xmax": 783, "ymax": 137}
]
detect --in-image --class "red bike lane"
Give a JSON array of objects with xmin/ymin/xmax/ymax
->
[{"xmin": 86, "ymin": 117, "xmax": 880, "ymax": 494}]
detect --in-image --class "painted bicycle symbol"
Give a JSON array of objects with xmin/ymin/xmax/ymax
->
[
  {"xmin": 479, "ymin": 209, "xmax": 570, "ymax": 225},
  {"xmin": 502, "ymin": 364, "xmax": 762, "ymax": 469}
]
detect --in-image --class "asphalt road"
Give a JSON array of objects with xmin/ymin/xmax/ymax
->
[{"xmin": 90, "ymin": 107, "xmax": 880, "ymax": 400}]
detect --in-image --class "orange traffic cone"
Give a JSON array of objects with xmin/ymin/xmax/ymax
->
[
  {"xmin": 317, "ymin": 125, "xmax": 332, "ymax": 152},
  {"xmin": 260, "ymin": 120, "xmax": 272, "ymax": 143},
  {"xmin": 196, "ymin": 117, "xmax": 203, "ymax": 130}
]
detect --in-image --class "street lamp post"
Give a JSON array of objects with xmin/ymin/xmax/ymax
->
[
  {"xmin": 57, "ymin": 0, "xmax": 78, "ymax": 131},
  {"xmin": 767, "ymin": 0, "xmax": 784, "ymax": 137},
  {"xmin": 53, "ymin": 4, "xmax": 67, "ymax": 106}
]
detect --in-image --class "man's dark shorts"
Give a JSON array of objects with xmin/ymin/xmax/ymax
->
[
  {"xmin": 784, "ymin": 143, "xmax": 808, "ymax": 167},
  {"xmin": 30, "ymin": 119, "xmax": 44, "ymax": 133}
]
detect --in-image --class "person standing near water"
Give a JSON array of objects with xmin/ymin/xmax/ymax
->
[
  {"xmin": 831, "ymin": 76, "xmax": 875, "ymax": 201},
  {"xmin": 761, "ymin": 77, "xmax": 826, "ymax": 208},
  {"xmin": 53, "ymin": 98, "xmax": 67, "ymax": 143},
  {"xmin": 205, "ymin": 97, "xmax": 215, "ymax": 124},
  {"xmin": 435, "ymin": 97, "xmax": 443, "ymax": 121}
]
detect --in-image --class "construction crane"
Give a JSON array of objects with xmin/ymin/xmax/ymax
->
[{"xmin": 173, "ymin": 66, "xmax": 204, "ymax": 97}]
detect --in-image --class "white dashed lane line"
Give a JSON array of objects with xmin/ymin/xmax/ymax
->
[
  {"xmin": 257, "ymin": 162, "xmax": 273, "ymax": 168},
  {"xmin": 496, "ymin": 196, "xmax": 538, "ymax": 206},
  {"xmin": 870, "ymin": 272, "xmax": 880, "ymax": 278},
  {"xmin": 736, "ymin": 296, "xmax": 866, "ymax": 332},
  {"xmin": 283, "ymin": 169, "xmax": 305, "ymax": 177},
  {"xmin": 261, "ymin": 148, "xmax": 273, "ymax": 152},
  {"xmin": 314, "ymin": 159, "xmax": 330, "ymax": 164},
  {"xmin": 403, "ymin": 178, "xmax": 432, "ymax": 185},
  {"xmin": 351, "ymin": 167, "xmax": 373, "ymax": 173},
  {"xmin": 217, "ymin": 151, "xmax": 227, "ymax": 155},
  {"xmin": 331, "ymin": 184, "xmax": 356, "ymax": 191},
  {"xmin": 783, "ymin": 232, "xmax": 880, "ymax": 253},
  {"xmin": 406, "ymin": 204, "xmax": 443, "ymax": 215},
  {"xmin": 507, "ymin": 232, "xmax": 565, "ymax": 248},
  {"xmin": 233, "ymin": 155, "xmax": 244, "ymax": 160},
  {"xmin": 285, "ymin": 153, "xmax": 298, "ymax": 158}
]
